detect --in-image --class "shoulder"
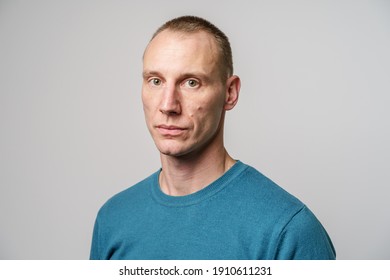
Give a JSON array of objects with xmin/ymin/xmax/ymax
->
[
  {"xmin": 275, "ymin": 206, "xmax": 336, "ymax": 259},
  {"xmin": 231, "ymin": 162, "xmax": 304, "ymax": 214},
  {"xmin": 96, "ymin": 171, "xmax": 158, "ymax": 219},
  {"xmin": 236, "ymin": 163, "xmax": 336, "ymax": 259},
  {"xmin": 231, "ymin": 163, "xmax": 320, "ymax": 232}
]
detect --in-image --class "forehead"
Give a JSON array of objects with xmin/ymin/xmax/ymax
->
[{"xmin": 143, "ymin": 30, "xmax": 220, "ymax": 73}]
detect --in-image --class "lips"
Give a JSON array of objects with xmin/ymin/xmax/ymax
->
[{"xmin": 156, "ymin": 125, "xmax": 187, "ymax": 136}]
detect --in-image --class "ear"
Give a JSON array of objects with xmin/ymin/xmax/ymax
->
[{"xmin": 224, "ymin": 75, "xmax": 241, "ymax": 111}]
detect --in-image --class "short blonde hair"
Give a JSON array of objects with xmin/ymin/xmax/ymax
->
[{"xmin": 151, "ymin": 15, "xmax": 234, "ymax": 79}]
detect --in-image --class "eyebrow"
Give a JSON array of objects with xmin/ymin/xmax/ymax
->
[{"xmin": 142, "ymin": 70, "xmax": 161, "ymax": 79}]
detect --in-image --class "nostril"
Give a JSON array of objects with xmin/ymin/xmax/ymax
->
[{"xmin": 160, "ymin": 108, "xmax": 180, "ymax": 115}]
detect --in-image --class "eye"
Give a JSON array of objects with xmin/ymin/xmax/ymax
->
[
  {"xmin": 149, "ymin": 78, "xmax": 162, "ymax": 86},
  {"xmin": 184, "ymin": 79, "xmax": 199, "ymax": 88}
]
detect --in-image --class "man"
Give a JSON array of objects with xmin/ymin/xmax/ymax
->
[{"xmin": 90, "ymin": 15, "xmax": 336, "ymax": 260}]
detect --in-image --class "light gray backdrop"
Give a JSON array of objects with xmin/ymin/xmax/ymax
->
[{"xmin": 1, "ymin": 0, "xmax": 389, "ymax": 259}]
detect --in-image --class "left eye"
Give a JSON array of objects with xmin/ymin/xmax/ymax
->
[{"xmin": 185, "ymin": 79, "xmax": 199, "ymax": 88}]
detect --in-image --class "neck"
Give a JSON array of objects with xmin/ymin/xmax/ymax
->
[{"xmin": 159, "ymin": 145, "xmax": 236, "ymax": 196}]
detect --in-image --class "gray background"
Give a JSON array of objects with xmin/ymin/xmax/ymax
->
[{"xmin": 1, "ymin": 0, "xmax": 389, "ymax": 259}]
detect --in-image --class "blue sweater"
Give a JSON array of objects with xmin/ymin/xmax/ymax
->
[{"xmin": 90, "ymin": 161, "xmax": 335, "ymax": 259}]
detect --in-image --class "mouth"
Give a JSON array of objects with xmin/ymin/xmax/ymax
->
[{"xmin": 156, "ymin": 125, "xmax": 187, "ymax": 136}]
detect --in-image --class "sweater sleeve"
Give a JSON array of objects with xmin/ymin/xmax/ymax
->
[
  {"xmin": 89, "ymin": 216, "xmax": 101, "ymax": 260},
  {"xmin": 274, "ymin": 206, "xmax": 336, "ymax": 260}
]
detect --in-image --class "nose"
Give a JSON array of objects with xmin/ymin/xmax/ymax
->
[{"xmin": 159, "ymin": 84, "xmax": 181, "ymax": 115}]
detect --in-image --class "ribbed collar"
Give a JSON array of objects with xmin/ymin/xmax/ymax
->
[{"xmin": 150, "ymin": 160, "xmax": 247, "ymax": 207}]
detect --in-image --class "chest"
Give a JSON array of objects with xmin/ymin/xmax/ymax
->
[{"xmin": 104, "ymin": 205, "xmax": 272, "ymax": 260}]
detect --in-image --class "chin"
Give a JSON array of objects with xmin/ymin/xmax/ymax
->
[
  {"xmin": 156, "ymin": 143, "xmax": 195, "ymax": 158},
  {"xmin": 158, "ymin": 148, "xmax": 188, "ymax": 157},
  {"xmin": 155, "ymin": 143, "xmax": 183, "ymax": 156}
]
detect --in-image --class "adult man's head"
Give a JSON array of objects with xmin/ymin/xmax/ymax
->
[{"xmin": 142, "ymin": 16, "xmax": 240, "ymax": 159}]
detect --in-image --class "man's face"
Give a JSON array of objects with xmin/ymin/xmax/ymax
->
[{"xmin": 142, "ymin": 30, "xmax": 227, "ymax": 158}]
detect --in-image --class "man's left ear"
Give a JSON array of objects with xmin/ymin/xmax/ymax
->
[{"xmin": 224, "ymin": 75, "xmax": 241, "ymax": 111}]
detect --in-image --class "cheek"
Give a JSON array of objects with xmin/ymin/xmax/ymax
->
[
  {"xmin": 187, "ymin": 102, "xmax": 203, "ymax": 118},
  {"xmin": 142, "ymin": 92, "xmax": 156, "ymax": 114},
  {"xmin": 141, "ymin": 92, "xmax": 148, "ymax": 110},
  {"xmin": 191, "ymin": 103, "xmax": 223, "ymax": 130},
  {"xmin": 141, "ymin": 98, "xmax": 155, "ymax": 127},
  {"xmin": 191, "ymin": 105, "xmax": 202, "ymax": 116}
]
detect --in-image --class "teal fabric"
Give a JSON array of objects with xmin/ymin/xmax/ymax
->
[{"xmin": 90, "ymin": 161, "xmax": 336, "ymax": 259}]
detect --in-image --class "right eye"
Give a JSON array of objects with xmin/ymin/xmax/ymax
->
[{"xmin": 149, "ymin": 78, "xmax": 162, "ymax": 86}]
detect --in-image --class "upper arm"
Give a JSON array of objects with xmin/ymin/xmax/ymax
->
[{"xmin": 274, "ymin": 206, "xmax": 336, "ymax": 260}]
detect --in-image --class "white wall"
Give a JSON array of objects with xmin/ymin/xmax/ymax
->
[{"xmin": 0, "ymin": 0, "xmax": 389, "ymax": 259}]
